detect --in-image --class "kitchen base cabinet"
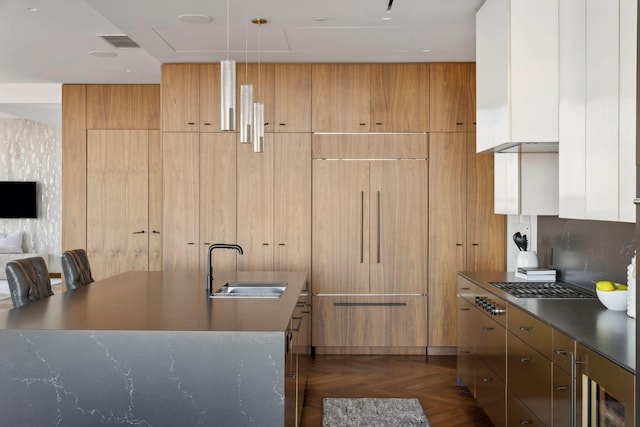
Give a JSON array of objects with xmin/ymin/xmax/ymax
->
[
  {"xmin": 475, "ymin": 359, "xmax": 506, "ymax": 427},
  {"xmin": 507, "ymin": 389, "xmax": 545, "ymax": 427},
  {"xmin": 552, "ymin": 365, "xmax": 572, "ymax": 427}
]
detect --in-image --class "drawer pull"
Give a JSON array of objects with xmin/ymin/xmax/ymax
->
[
  {"xmin": 188, "ymin": 122, "xmax": 196, "ymax": 125},
  {"xmin": 554, "ymin": 350, "xmax": 568, "ymax": 355},
  {"xmin": 519, "ymin": 326, "xmax": 534, "ymax": 332},
  {"xmin": 482, "ymin": 326, "xmax": 494, "ymax": 332},
  {"xmin": 519, "ymin": 420, "xmax": 534, "ymax": 425},
  {"xmin": 481, "ymin": 377, "xmax": 494, "ymax": 382},
  {"xmin": 555, "ymin": 386, "xmax": 569, "ymax": 391},
  {"xmin": 296, "ymin": 301, "xmax": 306, "ymax": 307},
  {"xmin": 460, "ymin": 350, "xmax": 471, "ymax": 354},
  {"xmin": 460, "ymin": 308, "xmax": 471, "ymax": 311},
  {"xmin": 334, "ymin": 302, "xmax": 407, "ymax": 307},
  {"xmin": 519, "ymin": 357, "xmax": 532, "ymax": 363},
  {"xmin": 460, "ymin": 287, "xmax": 470, "ymax": 290}
]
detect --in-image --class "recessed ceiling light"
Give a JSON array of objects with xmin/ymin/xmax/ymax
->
[
  {"xmin": 312, "ymin": 17, "xmax": 328, "ymax": 22},
  {"xmin": 89, "ymin": 51, "xmax": 118, "ymax": 58},
  {"xmin": 421, "ymin": 49, "xmax": 431, "ymax": 53},
  {"xmin": 382, "ymin": 17, "xmax": 393, "ymax": 21},
  {"xmin": 178, "ymin": 14, "xmax": 213, "ymax": 24},
  {"xmin": 125, "ymin": 69, "xmax": 133, "ymax": 73},
  {"xmin": 27, "ymin": 7, "xmax": 38, "ymax": 12}
]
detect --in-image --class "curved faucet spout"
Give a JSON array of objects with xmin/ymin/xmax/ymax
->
[{"xmin": 206, "ymin": 244, "xmax": 244, "ymax": 291}]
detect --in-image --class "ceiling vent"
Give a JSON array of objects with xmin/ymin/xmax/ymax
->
[{"xmin": 97, "ymin": 34, "xmax": 140, "ymax": 49}]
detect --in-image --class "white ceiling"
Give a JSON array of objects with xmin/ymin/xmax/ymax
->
[{"xmin": 0, "ymin": 0, "xmax": 484, "ymax": 127}]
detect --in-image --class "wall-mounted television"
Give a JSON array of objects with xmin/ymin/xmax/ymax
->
[{"xmin": 0, "ymin": 181, "xmax": 37, "ymax": 218}]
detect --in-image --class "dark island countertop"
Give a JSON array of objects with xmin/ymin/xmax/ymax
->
[
  {"xmin": 0, "ymin": 270, "xmax": 308, "ymax": 332},
  {"xmin": 459, "ymin": 271, "xmax": 635, "ymax": 374}
]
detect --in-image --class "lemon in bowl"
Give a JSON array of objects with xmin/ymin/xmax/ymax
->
[{"xmin": 596, "ymin": 282, "xmax": 628, "ymax": 311}]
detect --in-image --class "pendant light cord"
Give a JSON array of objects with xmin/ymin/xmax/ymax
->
[
  {"xmin": 226, "ymin": 0, "xmax": 230, "ymax": 60},
  {"xmin": 258, "ymin": 22, "xmax": 261, "ymax": 98}
]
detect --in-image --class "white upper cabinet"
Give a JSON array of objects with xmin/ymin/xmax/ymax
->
[
  {"xmin": 476, "ymin": 0, "xmax": 559, "ymax": 153},
  {"xmin": 559, "ymin": 0, "xmax": 637, "ymax": 222}
]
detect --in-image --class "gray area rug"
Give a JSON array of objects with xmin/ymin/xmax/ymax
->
[{"xmin": 322, "ymin": 397, "xmax": 430, "ymax": 426}]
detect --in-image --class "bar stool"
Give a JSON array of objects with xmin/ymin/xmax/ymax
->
[
  {"xmin": 5, "ymin": 257, "xmax": 54, "ymax": 308},
  {"xmin": 61, "ymin": 249, "xmax": 95, "ymax": 291}
]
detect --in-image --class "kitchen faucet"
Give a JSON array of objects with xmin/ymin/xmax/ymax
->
[{"xmin": 206, "ymin": 243, "xmax": 244, "ymax": 291}]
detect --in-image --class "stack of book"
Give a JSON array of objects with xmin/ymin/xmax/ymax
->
[{"xmin": 515, "ymin": 267, "xmax": 557, "ymax": 281}]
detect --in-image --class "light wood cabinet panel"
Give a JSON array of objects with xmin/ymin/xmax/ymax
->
[
  {"xmin": 312, "ymin": 160, "xmax": 370, "ymax": 294},
  {"xmin": 199, "ymin": 133, "xmax": 237, "ymax": 275},
  {"xmin": 275, "ymin": 64, "xmax": 311, "ymax": 132},
  {"xmin": 198, "ymin": 63, "xmax": 222, "ymax": 132},
  {"xmin": 162, "ymin": 133, "xmax": 200, "ymax": 271},
  {"xmin": 312, "ymin": 295, "xmax": 428, "ymax": 347},
  {"xmin": 161, "ymin": 63, "xmax": 199, "ymax": 132},
  {"xmin": 429, "ymin": 63, "xmax": 476, "ymax": 132},
  {"xmin": 369, "ymin": 161, "xmax": 428, "ymax": 294},
  {"xmin": 273, "ymin": 133, "xmax": 311, "ymax": 272},
  {"xmin": 148, "ymin": 130, "xmax": 162, "ymax": 270},
  {"xmin": 87, "ymin": 85, "xmax": 160, "ymax": 129},
  {"xmin": 61, "ymin": 84, "xmax": 87, "ymax": 252},
  {"xmin": 312, "ymin": 134, "xmax": 428, "ymax": 160},
  {"xmin": 475, "ymin": 359, "xmax": 506, "ymax": 427},
  {"xmin": 370, "ymin": 63, "xmax": 429, "ymax": 132},
  {"xmin": 429, "ymin": 133, "xmax": 505, "ymax": 347},
  {"xmin": 312, "ymin": 64, "xmax": 370, "ymax": 132},
  {"xmin": 86, "ymin": 130, "xmax": 149, "ymax": 280},
  {"xmin": 237, "ymin": 63, "xmax": 275, "ymax": 133}
]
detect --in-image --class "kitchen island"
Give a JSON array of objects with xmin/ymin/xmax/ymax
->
[{"xmin": 0, "ymin": 270, "xmax": 308, "ymax": 426}]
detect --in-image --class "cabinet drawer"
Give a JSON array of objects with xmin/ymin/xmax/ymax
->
[
  {"xmin": 474, "ymin": 309, "xmax": 506, "ymax": 382},
  {"xmin": 507, "ymin": 389, "xmax": 545, "ymax": 427},
  {"xmin": 457, "ymin": 297, "xmax": 475, "ymax": 349},
  {"xmin": 457, "ymin": 276, "xmax": 478, "ymax": 302},
  {"xmin": 552, "ymin": 328, "xmax": 575, "ymax": 373},
  {"xmin": 457, "ymin": 344, "xmax": 475, "ymax": 395},
  {"xmin": 508, "ymin": 305, "xmax": 552, "ymax": 359},
  {"xmin": 476, "ymin": 359, "xmax": 506, "ymax": 427},
  {"xmin": 312, "ymin": 295, "xmax": 427, "ymax": 347},
  {"xmin": 552, "ymin": 365, "xmax": 572, "ymax": 427},
  {"xmin": 507, "ymin": 332, "xmax": 552, "ymax": 427}
]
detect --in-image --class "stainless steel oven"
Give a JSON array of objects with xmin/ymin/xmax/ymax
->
[{"xmin": 576, "ymin": 343, "xmax": 635, "ymax": 427}]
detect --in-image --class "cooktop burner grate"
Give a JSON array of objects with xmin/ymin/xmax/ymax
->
[{"xmin": 489, "ymin": 282, "xmax": 595, "ymax": 299}]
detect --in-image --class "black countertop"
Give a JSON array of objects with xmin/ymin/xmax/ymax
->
[
  {"xmin": 459, "ymin": 271, "xmax": 636, "ymax": 374},
  {"xmin": 0, "ymin": 270, "xmax": 308, "ymax": 333}
]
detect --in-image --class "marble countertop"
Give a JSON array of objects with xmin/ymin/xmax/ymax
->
[
  {"xmin": 459, "ymin": 271, "xmax": 635, "ymax": 374},
  {"xmin": 0, "ymin": 270, "xmax": 308, "ymax": 333}
]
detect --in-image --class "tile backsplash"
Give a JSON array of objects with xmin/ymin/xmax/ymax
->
[
  {"xmin": 0, "ymin": 119, "xmax": 61, "ymax": 271},
  {"xmin": 537, "ymin": 216, "xmax": 635, "ymax": 290}
]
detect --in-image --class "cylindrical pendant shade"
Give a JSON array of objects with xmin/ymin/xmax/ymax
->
[
  {"xmin": 240, "ymin": 84, "xmax": 253, "ymax": 143},
  {"xmin": 220, "ymin": 59, "xmax": 236, "ymax": 131},
  {"xmin": 253, "ymin": 102, "xmax": 265, "ymax": 153}
]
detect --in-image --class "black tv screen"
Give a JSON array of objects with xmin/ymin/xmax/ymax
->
[{"xmin": 0, "ymin": 181, "xmax": 37, "ymax": 218}]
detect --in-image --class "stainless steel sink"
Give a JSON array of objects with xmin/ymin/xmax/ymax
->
[{"xmin": 210, "ymin": 282, "xmax": 287, "ymax": 298}]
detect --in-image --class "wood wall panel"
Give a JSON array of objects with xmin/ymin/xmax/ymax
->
[
  {"xmin": 148, "ymin": 130, "xmax": 163, "ymax": 270},
  {"xmin": 198, "ymin": 64, "xmax": 222, "ymax": 132},
  {"xmin": 312, "ymin": 134, "xmax": 427, "ymax": 159},
  {"xmin": 237, "ymin": 63, "xmax": 275, "ymax": 133},
  {"xmin": 275, "ymin": 64, "xmax": 312, "ymax": 132},
  {"xmin": 61, "ymin": 84, "xmax": 87, "ymax": 252},
  {"xmin": 86, "ymin": 85, "xmax": 160, "ymax": 129},
  {"xmin": 161, "ymin": 63, "xmax": 199, "ymax": 132}
]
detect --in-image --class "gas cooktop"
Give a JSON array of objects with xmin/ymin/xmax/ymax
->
[{"xmin": 489, "ymin": 281, "xmax": 596, "ymax": 299}]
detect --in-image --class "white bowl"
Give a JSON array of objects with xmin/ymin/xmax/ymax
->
[{"xmin": 596, "ymin": 289, "xmax": 628, "ymax": 311}]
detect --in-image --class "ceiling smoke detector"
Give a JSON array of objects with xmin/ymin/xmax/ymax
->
[{"xmin": 97, "ymin": 34, "xmax": 141, "ymax": 49}]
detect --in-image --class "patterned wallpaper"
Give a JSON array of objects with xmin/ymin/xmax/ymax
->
[{"xmin": 0, "ymin": 119, "xmax": 61, "ymax": 271}]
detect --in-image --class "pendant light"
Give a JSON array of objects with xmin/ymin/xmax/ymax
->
[
  {"xmin": 239, "ymin": 9, "xmax": 253, "ymax": 143},
  {"xmin": 252, "ymin": 18, "xmax": 267, "ymax": 153},
  {"xmin": 220, "ymin": 0, "xmax": 236, "ymax": 131}
]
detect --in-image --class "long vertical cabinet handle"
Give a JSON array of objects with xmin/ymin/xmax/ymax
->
[
  {"xmin": 376, "ymin": 191, "xmax": 381, "ymax": 263},
  {"xmin": 360, "ymin": 191, "xmax": 364, "ymax": 263}
]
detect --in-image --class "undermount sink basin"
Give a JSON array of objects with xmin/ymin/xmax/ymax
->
[{"xmin": 210, "ymin": 282, "xmax": 287, "ymax": 298}]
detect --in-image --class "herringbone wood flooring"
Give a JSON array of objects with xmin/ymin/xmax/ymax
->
[{"xmin": 300, "ymin": 355, "xmax": 494, "ymax": 427}]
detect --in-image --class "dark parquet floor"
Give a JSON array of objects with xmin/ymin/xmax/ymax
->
[{"xmin": 300, "ymin": 355, "xmax": 494, "ymax": 427}]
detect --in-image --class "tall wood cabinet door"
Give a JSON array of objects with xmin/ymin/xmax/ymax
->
[
  {"xmin": 466, "ymin": 133, "xmax": 506, "ymax": 271},
  {"xmin": 274, "ymin": 64, "xmax": 311, "ymax": 132},
  {"xmin": 148, "ymin": 130, "xmax": 163, "ymax": 270},
  {"xmin": 237, "ymin": 63, "xmax": 275, "ymax": 133},
  {"xmin": 430, "ymin": 63, "xmax": 476, "ymax": 132},
  {"xmin": 312, "ymin": 160, "xmax": 370, "ymax": 294},
  {"xmin": 87, "ymin": 130, "xmax": 149, "ymax": 280},
  {"xmin": 370, "ymin": 63, "xmax": 430, "ymax": 132},
  {"xmin": 428, "ymin": 133, "xmax": 468, "ymax": 347},
  {"xmin": 161, "ymin": 63, "xmax": 199, "ymax": 132},
  {"xmin": 162, "ymin": 133, "xmax": 200, "ymax": 271},
  {"xmin": 198, "ymin": 63, "xmax": 221, "ymax": 132},
  {"xmin": 369, "ymin": 160, "xmax": 428, "ymax": 295},
  {"xmin": 200, "ymin": 133, "xmax": 237, "ymax": 276},
  {"xmin": 274, "ymin": 133, "xmax": 311, "ymax": 272},
  {"xmin": 312, "ymin": 64, "xmax": 370, "ymax": 132},
  {"xmin": 237, "ymin": 134, "xmax": 275, "ymax": 270}
]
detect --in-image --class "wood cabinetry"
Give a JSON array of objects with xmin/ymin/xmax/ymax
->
[
  {"xmin": 274, "ymin": 64, "xmax": 311, "ymax": 132},
  {"xmin": 162, "ymin": 132, "xmax": 237, "ymax": 275},
  {"xmin": 551, "ymin": 329, "xmax": 576, "ymax": 427},
  {"xmin": 87, "ymin": 85, "xmax": 160, "ymax": 129},
  {"xmin": 429, "ymin": 133, "xmax": 505, "ymax": 347},
  {"xmin": 86, "ymin": 130, "xmax": 161, "ymax": 279},
  {"xmin": 237, "ymin": 133, "xmax": 310, "ymax": 272},
  {"xmin": 312, "ymin": 138, "xmax": 428, "ymax": 351},
  {"xmin": 237, "ymin": 63, "xmax": 275, "ymax": 133},
  {"xmin": 429, "ymin": 63, "xmax": 475, "ymax": 132}
]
